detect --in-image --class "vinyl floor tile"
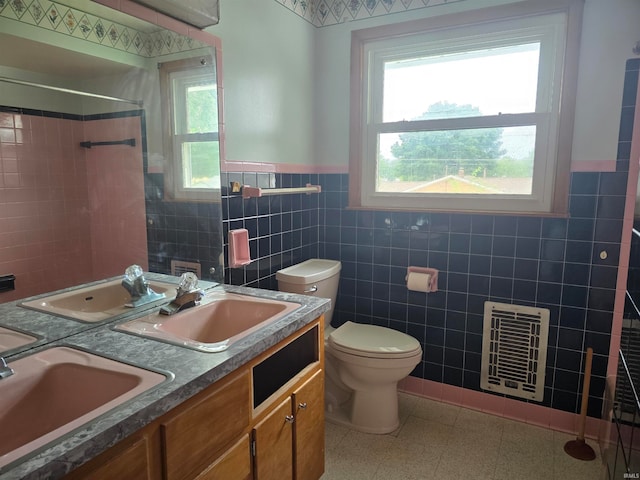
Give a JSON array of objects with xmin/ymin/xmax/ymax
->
[{"xmin": 321, "ymin": 393, "xmax": 605, "ymax": 480}]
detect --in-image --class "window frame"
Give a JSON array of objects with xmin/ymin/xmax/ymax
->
[
  {"xmin": 159, "ymin": 55, "xmax": 221, "ymax": 202},
  {"xmin": 349, "ymin": 0, "xmax": 584, "ymax": 214}
]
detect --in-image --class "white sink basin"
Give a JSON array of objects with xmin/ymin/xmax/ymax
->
[
  {"xmin": 0, "ymin": 346, "xmax": 166, "ymax": 469},
  {"xmin": 116, "ymin": 291, "xmax": 301, "ymax": 352},
  {"xmin": 19, "ymin": 279, "xmax": 178, "ymax": 323}
]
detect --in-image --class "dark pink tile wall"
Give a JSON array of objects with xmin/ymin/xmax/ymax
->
[
  {"xmin": 0, "ymin": 112, "xmax": 92, "ymax": 302},
  {"xmin": 0, "ymin": 111, "xmax": 147, "ymax": 303},
  {"xmin": 84, "ymin": 116, "xmax": 148, "ymax": 280}
]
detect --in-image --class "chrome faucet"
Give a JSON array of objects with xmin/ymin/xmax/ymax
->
[
  {"xmin": 0, "ymin": 357, "xmax": 14, "ymax": 379},
  {"xmin": 160, "ymin": 272, "xmax": 204, "ymax": 316},
  {"xmin": 121, "ymin": 265, "xmax": 165, "ymax": 308}
]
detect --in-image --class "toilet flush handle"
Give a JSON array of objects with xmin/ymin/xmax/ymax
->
[{"xmin": 304, "ymin": 285, "xmax": 318, "ymax": 293}]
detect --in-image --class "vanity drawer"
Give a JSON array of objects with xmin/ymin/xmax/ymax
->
[{"xmin": 161, "ymin": 371, "xmax": 250, "ymax": 480}]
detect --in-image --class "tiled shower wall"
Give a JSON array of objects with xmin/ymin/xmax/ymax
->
[
  {"xmin": 222, "ymin": 58, "xmax": 639, "ymax": 418},
  {"xmin": 0, "ymin": 102, "xmax": 222, "ymax": 301},
  {"xmin": 84, "ymin": 114, "xmax": 148, "ymax": 279},
  {"xmin": 0, "ymin": 108, "xmax": 147, "ymax": 302},
  {"xmin": 0, "ymin": 108, "xmax": 92, "ymax": 302}
]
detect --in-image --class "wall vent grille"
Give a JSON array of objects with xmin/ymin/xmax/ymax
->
[
  {"xmin": 171, "ymin": 260, "xmax": 201, "ymax": 278},
  {"xmin": 481, "ymin": 301, "xmax": 549, "ymax": 401}
]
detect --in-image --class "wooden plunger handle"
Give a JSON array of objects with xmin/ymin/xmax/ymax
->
[{"xmin": 577, "ymin": 347, "xmax": 594, "ymax": 441}]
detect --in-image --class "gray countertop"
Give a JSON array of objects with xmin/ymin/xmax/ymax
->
[{"xmin": 0, "ymin": 280, "xmax": 330, "ymax": 480}]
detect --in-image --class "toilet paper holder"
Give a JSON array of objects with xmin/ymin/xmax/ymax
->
[{"xmin": 405, "ymin": 266, "xmax": 438, "ymax": 293}]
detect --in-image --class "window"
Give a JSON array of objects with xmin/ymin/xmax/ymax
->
[
  {"xmin": 160, "ymin": 56, "xmax": 220, "ymax": 201},
  {"xmin": 349, "ymin": 0, "xmax": 583, "ymax": 214}
]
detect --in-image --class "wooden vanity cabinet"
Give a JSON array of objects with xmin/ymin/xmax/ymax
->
[{"xmin": 62, "ymin": 317, "xmax": 324, "ymax": 480}]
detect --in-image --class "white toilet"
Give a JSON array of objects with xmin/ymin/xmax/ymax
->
[{"xmin": 276, "ymin": 259, "xmax": 423, "ymax": 434}]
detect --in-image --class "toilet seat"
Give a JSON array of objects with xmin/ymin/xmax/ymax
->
[{"xmin": 328, "ymin": 321, "xmax": 421, "ymax": 359}]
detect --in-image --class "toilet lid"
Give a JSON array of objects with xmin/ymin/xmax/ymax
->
[{"xmin": 328, "ymin": 321, "xmax": 421, "ymax": 359}]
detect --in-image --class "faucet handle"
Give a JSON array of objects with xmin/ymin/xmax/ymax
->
[
  {"xmin": 124, "ymin": 264, "xmax": 144, "ymax": 281},
  {"xmin": 177, "ymin": 272, "xmax": 199, "ymax": 294}
]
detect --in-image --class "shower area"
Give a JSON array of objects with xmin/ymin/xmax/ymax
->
[
  {"xmin": 0, "ymin": 98, "xmax": 148, "ymax": 302},
  {"xmin": 605, "ymin": 227, "xmax": 640, "ymax": 477},
  {"xmin": 602, "ymin": 58, "xmax": 640, "ymax": 478}
]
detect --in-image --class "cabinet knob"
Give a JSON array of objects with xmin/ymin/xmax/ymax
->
[
  {"xmin": 298, "ymin": 402, "xmax": 307, "ymax": 409},
  {"xmin": 285, "ymin": 415, "xmax": 295, "ymax": 424}
]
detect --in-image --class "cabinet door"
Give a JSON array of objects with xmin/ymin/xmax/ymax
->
[
  {"xmin": 253, "ymin": 397, "xmax": 293, "ymax": 480},
  {"xmin": 292, "ymin": 370, "xmax": 325, "ymax": 480}
]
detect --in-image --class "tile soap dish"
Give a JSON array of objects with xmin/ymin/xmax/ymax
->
[{"xmin": 228, "ymin": 229, "xmax": 252, "ymax": 268}]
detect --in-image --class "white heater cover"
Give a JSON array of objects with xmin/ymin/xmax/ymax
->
[
  {"xmin": 131, "ymin": 0, "xmax": 219, "ymax": 28},
  {"xmin": 481, "ymin": 301, "xmax": 549, "ymax": 401}
]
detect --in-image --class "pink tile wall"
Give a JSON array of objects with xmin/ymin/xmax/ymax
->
[
  {"xmin": 0, "ymin": 112, "xmax": 93, "ymax": 302},
  {"xmin": 83, "ymin": 116, "xmax": 148, "ymax": 280},
  {"xmin": 0, "ymin": 112, "xmax": 147, "ymax": 303}
]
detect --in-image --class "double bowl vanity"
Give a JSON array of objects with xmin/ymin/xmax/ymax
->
[{"xmin": 0, "ymin": 274, "xmax": 330, "ymax": 480}]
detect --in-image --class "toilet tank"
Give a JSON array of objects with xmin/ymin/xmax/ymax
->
[{"xmin": 276, "ymin": 259, "xmax": 341, "ymax": 326}]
